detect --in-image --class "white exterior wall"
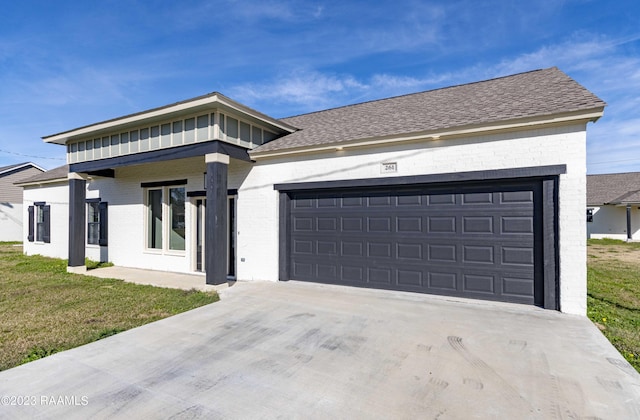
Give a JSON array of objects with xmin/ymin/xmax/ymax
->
[
  {"xmin": 236, "ymin": 124, "xmax": 588, "ymax": 315},
  {"xmin": 0, "ymin": 202, "xmax": 23, "ymax": 242},
  {"xmin": 23, "ymin": 182, "xmax": 69, "ymax": 259},
  {"xmin": 587, "ymin": 205, "xmax": 640, "ymax": 240}
]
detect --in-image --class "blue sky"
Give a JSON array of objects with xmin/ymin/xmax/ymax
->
[{"xmin": 0, "ymin": 0, "xmax": 638, "ymax": 174}]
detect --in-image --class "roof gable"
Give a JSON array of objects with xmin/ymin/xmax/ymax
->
[
  {"xmin": 0, "ymin": 162, "xmax": 45, "ymax": 177},
  {"xmin": 251, "ymin": 67, "xmax": 605, "ymax": 156}
]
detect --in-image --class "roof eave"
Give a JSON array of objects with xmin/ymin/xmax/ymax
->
[
  {"xmin": 250, "ymin": 107, "xmax": 605, "ymax": 160},
  {"xmin": 15, "ymin": 177, "xmax": 68, "ymax": 187}
]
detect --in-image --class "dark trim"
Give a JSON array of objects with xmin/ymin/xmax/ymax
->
[
  {"xmin": 187, "ymin": 189, "xmax": 238, "ymax": 198},
  {"xmin": 42, "ymin": 205, "xmax": 51, "ymax": 243},
  {"xmin": 34, "ymin": 201, "xmax": 46, "ymax": 206},
  {"xmin": 627, "ymin": 204, "xmax": 632, "ymax": 240},
  {"xmin": 85, "ymin": 198, "xmax": 101, "ymax": 203},
  {"xmin": 141, "ymin": 179, "xmax": 187, "ymax": 188},
  {"xmin": 98, "ymin": 201, "xmax": 108, "ymax": 246},
  {"xmin": 205, "ymin": 161, "xmax": 228, "ymax": 285},
  {"xmin": 274, "ymin": 165, "xmax": 567, "ymax": 192},
  {"xmin": 27, "ymin": 206, "xmax": 34, "ymax": 242},
  {"xmin": 69, "ymin": 140, "xmax": 251, "ymax": 173},
  {"xmin": 542, "ymin": 178, "xmax": 559, "ymax": 310},
  {"xmin": 278, "ymin": 192, "xmax": 291, "ymax": 281},
  {"xmin": 86, "ymin": 169, "xmax": 115, "ymax": 178},
  {"xmin": 68, "ymin": 178, "xmax": 86, "ymax": 267}
]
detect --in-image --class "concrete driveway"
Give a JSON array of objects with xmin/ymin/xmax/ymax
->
[{"xmin": 1, "ymin": 281, "xmax": 639, "ymax": 419}]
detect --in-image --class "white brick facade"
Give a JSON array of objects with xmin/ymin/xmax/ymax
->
[
  {"xmin": 237, "ymin": 124, "xmax": 588, "ymax": 314},
  {"xmin": 23, "ymin": 182, "xmax": 69, "ymax": 260}
]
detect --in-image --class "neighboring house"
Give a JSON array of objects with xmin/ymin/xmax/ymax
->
[
  {"xmin": 0, "ymin": 162, "xmax": 44, "ymax": 241},
  {"xmin": 19, "ymin": 67, "xmax": 605, "ymax": 315},
  {"xmin": 587, "ymin": 172, "xmax": 640, "ymax": 241}
]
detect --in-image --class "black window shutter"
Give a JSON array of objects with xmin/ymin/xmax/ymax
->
[
  {"xmin": 98, "ymin": 202, "xmax": 108, "ymax": 246},
  {"xmin": 27, "ymin": 206, "xmax": 34, "ymax": 242},
  {"xmin": 42, "ymin": 205, "xmax": 51, "ymax": 244}
]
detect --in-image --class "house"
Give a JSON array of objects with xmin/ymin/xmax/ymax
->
[
  {"xmin": 0, "ymin": 162, "xmax": 44, "ymax": 241},
  {"xmin": 18, "ymin": 67, "xmax": 605, "ymax": 315},
  {"xmin": 587, "ymin": 172, "xmax": 640, "ymax": 241}
]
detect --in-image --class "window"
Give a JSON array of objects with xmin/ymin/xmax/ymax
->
[
  {"xmin": 27, "ymin": 202, "xmax": 50, "ymax": 243},
  {"xmin": 87, "ymin": 200, "xmax": 108, "ymax": 246},
  {"xmin": 146, "ymin": 186, "xmax": 186, "ymax": 251},
  {"xmin": 587, "ymin": 208, "xmax": 594, "ymax": 223},
  {"xmin": 148, "ymin": 189, "xmax": 163, "ymax": 249},
  {"xmin": 169, "ymin": 188, "xmax": 186, "ymax": 250}
]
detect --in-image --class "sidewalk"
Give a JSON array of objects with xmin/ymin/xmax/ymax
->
[{"xmin": 85, "ymin": 266, "xmax": 230, "ymax": 292}]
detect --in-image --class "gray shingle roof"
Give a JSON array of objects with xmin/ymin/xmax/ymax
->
[
  {"xmin": 252, "ymin": 67, "xmax": 605, "ymax": 154},
  {"xmin": 587, "ymin": 172, "xmax": 640, "ymax": 205},
  {"xmin": 16, "ymin": 165, "xmax": 69, "ymax": 185}
]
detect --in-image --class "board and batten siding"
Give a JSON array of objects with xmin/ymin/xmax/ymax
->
[
  {"xmin": 235, "ymin": 124, "xmax": 588, "ymax": 315},
  {"xmin": 67, "ymin": 112, "xmax": 278, "ymax": 164}
]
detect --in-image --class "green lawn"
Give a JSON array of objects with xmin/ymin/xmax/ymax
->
[
  {"xmin": 0, "ymin": 243, "xmax": 218, "ymax": 371},
  {"xmin": 587, "ymin": 239, "xmax": 640, "ymax": 372}
]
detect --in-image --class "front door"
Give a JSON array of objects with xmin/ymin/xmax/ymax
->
[{"xmin": 194, "ymin": 196, "xmax": 236, "ymax": 277}]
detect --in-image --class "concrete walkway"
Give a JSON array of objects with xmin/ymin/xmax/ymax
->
[
  {"xmin": 84, "ymin": 266, "xmax": 228, "ymax": 292},
  {"xmin": 0, "ymin": 281, "xmax": 639, "ymax": 419}
]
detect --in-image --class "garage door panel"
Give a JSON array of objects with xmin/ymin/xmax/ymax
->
[
  {"xmin": 368, "ymin": 217, "xmax": 392, "ymax": 232},
  {"xmin": 287, "ymin": 180, "xmax": 541, "ymax": 305},
  {"xmin": 502, "ymin": 275, "xmax": 535, "ymax": 298},
  {"xmin": 428, "ymin": 216, "xmax": 456, "ymax": 233},
  {"xmin": 502, "ymin": 247, "xmax": 534, "ymax": 266},
  {"xmin": 501, "ymin": 190, "xmax": 534, "ymax": 203},
  {"xmin": 293, "ymin": 217, "xmax": 313, "ymax": 231},
  {"xmin": 427, "ymin": 194, "xmax": 456, "ymax": 205},
  {"xmin": 397, "ymin": 195, "xmax": 423, "ymax": 206},
  {"xmin": 397, "ymin": 217, "xmax": 423, "ymax": 233},
  {"xmin": 397, "ymin": 243, "xmax": 423, "ymax": 260},
  {"xmin": 293, "ymin": 239, "xmax": 313, "ymax": 254},
  {"xmin": 462, "ymin": 216, "xmax": 494, "ymax": 233},
  {"xmin": 342, "ymin": 217, "xmax": 363, "ymax": 231},
  {"xmin": 428, "ymin": 244, "xmax": 457, "ymax": 262},
  {"xmin": 463, "ymin": 245, "xmax": 495, "ymax": 264},
  {"xmin": 463, "ymin": 273, "xmax": 495, "ymax": 294},
  {"xmin": 501, "ymin": 217, "xmax": 534, "ymax": 234},
  {"xmin": 398, "ymin": 270, "xmax": 423, "ymax": 286},
  {"xmin": 428, "ymin": 271, "xmax": 458, "ymax": 291},
  {"xmin": 462, "ymin": 192, "xmax": 494, "ymax": 204}
]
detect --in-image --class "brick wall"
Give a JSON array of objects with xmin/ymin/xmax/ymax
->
[
  {"xmin": 237, "ymin": 124, "xmax": 588, "ymax": 315},
  {"xmin": 23, "ymin": 182, "xmax": 70, "ymax": 259}
]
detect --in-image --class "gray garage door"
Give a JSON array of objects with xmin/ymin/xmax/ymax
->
[{"xmin": 288, "ymin": 180, "xmax": 542, "ymax": 305}]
